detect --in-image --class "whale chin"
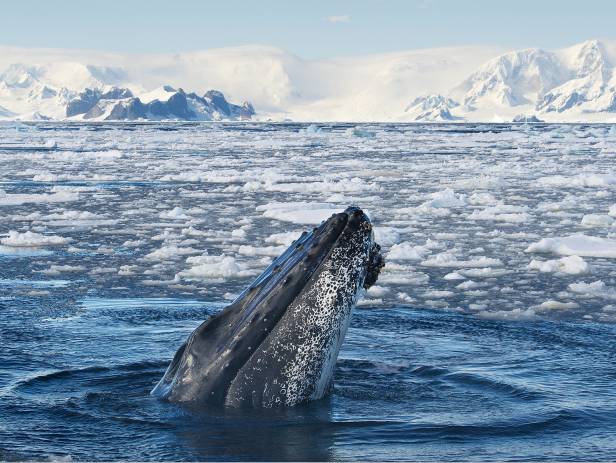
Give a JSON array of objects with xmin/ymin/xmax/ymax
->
[{"xmin": 152, "ymin": 206, "xmax": 384, "ymax": 408}]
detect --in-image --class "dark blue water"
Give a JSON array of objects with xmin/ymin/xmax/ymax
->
[
  {"xmin": 2, "ymin": 122, "xmax": 616, "ymax": 460},
  {"xmin": 2, "ymin": 295, "xmax": 615, "ymax": 461}
]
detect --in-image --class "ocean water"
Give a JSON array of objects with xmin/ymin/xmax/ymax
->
[{"xmin": 1, "ymin": 122, "xmax": 616, "ymax": 461}]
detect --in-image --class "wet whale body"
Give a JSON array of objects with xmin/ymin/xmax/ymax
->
[{"xmin": 151, "ymin": 207, "xmax": 384, "ymax": 408}]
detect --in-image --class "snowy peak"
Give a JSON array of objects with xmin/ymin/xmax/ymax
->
[
  {"xmin": 537, "ymin": 40, "xmax": 616, "ymax": 113},
  {"xmin": 1, "ymin": 39, "xmax": 616, "ymax": 121},
  {"xmin": 451, "ymin": 39, "xmax": 616, "ymax": 118},
  {"xmin": 66, "ymin": 86, "xmax": 255, "ymax": 121},
  {"xmin": 404, "ymin": 94, "xmax": 460, "ymax": 121},
  {"xmin": 0, "ymin": 61, "xmax": 131, "ymax": 119},
  {"xmin": 0, "ymin": 62, "xmax": 126, "ymax": 91},
  {"xmin": 458, "ymin": 48, "xmax": 564, "ymax": 108},
  {"xmin": 0, "ymin": 59, "xmax": 256, "ymax": 121},
  {"xmin": 568, "ymin": 40, "xmax": 611, "ymax": 78}
]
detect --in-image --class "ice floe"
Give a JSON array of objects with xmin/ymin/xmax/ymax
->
[
  {"xmin": 527, "ymin": 255, "xmax": 590, "ymax": 275},
  {"xmin": 526, "ymin": 234, "xmax": 616, "ymax": 258},
  {"xmin": 257, "ymin": 202, "xmax": 339, "ymax": 224},
  {"xmin": 1, "ymin": 230, "xmax": 71, "ymax": 247}
]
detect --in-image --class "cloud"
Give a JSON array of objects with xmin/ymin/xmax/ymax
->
[{"xmin": 325, "ymin": 15, "xmax": 351, "ymax": 24}]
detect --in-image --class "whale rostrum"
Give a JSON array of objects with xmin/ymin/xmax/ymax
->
[{"xmin": 151, "ymin": 206, "xmax": 384, "ymax": 408}]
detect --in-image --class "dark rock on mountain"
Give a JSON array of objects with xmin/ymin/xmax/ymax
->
[
  {"xmin": 512, "ymin": 114, "xmax": 544, "ymax": 123},
  {"xmin": 106, "ymin": 99, "xmax": 147, "ymax": 120},
  {"xmin": 66, "ymin": 85, "xmax": 255, "ymax": 121},
  {"xmin": 204, "ymin": 90, "xmax": 231, "ymax": 115}
]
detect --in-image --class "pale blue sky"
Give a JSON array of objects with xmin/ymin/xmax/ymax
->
[{"xmin": 4, "ymin": 0, "xmax": 615, "ymax": 58}]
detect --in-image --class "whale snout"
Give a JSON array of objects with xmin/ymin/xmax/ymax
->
[
  {"xmin": 337, "ymin": 207, "xmax": 384, "ymax": 289},
  {"xmin": 344, "ymin": 206, "xmax": 371, "ymax": 229}
]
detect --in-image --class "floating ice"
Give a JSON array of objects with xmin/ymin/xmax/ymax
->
[
  {"xmin": 527, "ymin": 255, "xmax": 590, "ymax": 275},
  {"xmin": 469, "ymin": 204, "xmax": 529, "ymax": 223},
  {"xmin": 468, "ymin": 192, "xmax": 498, "ymax": 205},
  {"xmin": 373, "ymin": 227, "xmax": 401, "ymax": 247},
  {"xmin": 421, "ymin": 252, "xmax": 503, "ymax": 268},
  {"xmin": 265, "ymin": 231, "xmax": 302, "ymax": 246},
  {"xmin": 366, "ymin": 285, "xmax": 389, "ymax": 297},
  {"xmin": 568, "ymin": 281, "xmax": 616, "ymax": 300},
  {"xmin": 526, "ymin": 234, "xmax": 616, "ymax": 258},
  {"xmin": 347, "ymin": 127, "xmax": 376, "ymax": 138},
  {"xmin": 477, "ymin": 308, "xmax": 537, "ymax": 321},
  {"xmin": 257, "ymin": 202, "xmax": 338, "ymax": 225},
  {"xmin": 1, "ymin": 230, "xmax": 72, "ymax": 247},
  {"xmin": 581, "ymin": 214, "xmax": 614, "ymax": 227},
  {"xmin": 0, "ymin": 190, "xmax": 79, "ymax": 206},
  {"xmin": 457, "ymin": 268, "xmax": 510, "ymax": 278},
  {"xmin": 535, "ymin": 300, "xmax": 579, "ymax": 311},
  {"xmin": 178, "ymin": 254, "xmax": 257, "ymax": 281},
  {"xmin": 422, "ymin": 189, "xmax": 467, "ymax": 208},
  {"xmin": 387, "ymin": 242, "xmax": 430, "ymax": 261},
  {"xmin": 537, "ymin": 174, "xmax": 616, "ymax": 188},
  {"xmin": 143, "ymin": 245, "xmax": 201, "ymax": 261},
  {"xmin": 159, "ymin": 207, "xmax": 191, "ymax": 220},
  {"xmin": 0, "ymin": 123, "xmax": 614, "ymax": 323},
  {"xmin": 237, "ymin": 245, "xmax": 286, "ymax": 257},
  {"xmin": 37, "ymin": 265, "xmax": 86, "ymax": 275}
]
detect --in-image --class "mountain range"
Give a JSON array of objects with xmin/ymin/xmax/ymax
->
[{"xmin": 0, "ymin": 39, "xmax": 615, "ymax": 122}]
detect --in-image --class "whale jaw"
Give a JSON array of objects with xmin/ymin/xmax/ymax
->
[{"xmin": 152, "ymin": 207, "xmax": 383, "ymax": 408}]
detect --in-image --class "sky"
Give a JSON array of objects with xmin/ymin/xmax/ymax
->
[{"xmin": 3, "ymin": 0, "xmax": 616, "ymax": 58}]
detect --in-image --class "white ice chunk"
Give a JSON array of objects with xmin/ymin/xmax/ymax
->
[
  {"xmin": 535, "ymin": 300, "xmax": 579, "ymax": 311},
  {"xmin": 568, "ymin": 280, "xmax": 616, "ymax": 299},
  {"xmin": 526, "ymin": 234, "xmax": 616, "ymax": 258},
  {"xmin": 265, "ymin": 231, "xmax": 302, "ymax": 246},
  {"xmin": 527, "ymin": 255, "xmax": 590, "ymax": 275},
  {"xmin": 0, "ymin": 190, "xmax": 79, "ymax": 206},
  {"xmin": 159, "ymin": 207, "xmax": 191, "ymax": 220},
  {"xmin": 237, "ymin": 245, "xmax": 286, "ymax": 257},
  {"xmin": 477, "ymin": 308, "xmax": 536, "ymax": 321},
  {"xmin": 143, "ymin": 245, "xmax": 201, "ymax": 261},
  {"xmin": 178, "ymin": 254, "xmax": 257, "ymax": 280},
  {"xmin": 257, "ymin": 202, "xmax": 338, "ymax": 225},
  {"xmin": 1, "ymin": 230, "xmax": 71, "ymax": 247},
  {"xmin": 537, "ymin": 174, "xmax": 616, "ymax": 188},
  {"xmin": 421, "ymin": 252, "xmax": 503, "ymax": 268},
  {"xmin": 373, "ymin": 227, "xmax": 400, "ymax": 247},
  {"xmin": 366, "ymin": 285, "xmax": 390, "ymax": 297},
  {"xmin": 469, "ymin": 204, "xmax": 529, "ymax": 223},
  {"xmin": 581, "ymin": 214, "xmax": 614, "ymax": 227},
  {"xmin": 422, "ymin": 188, "xmax": 467, "ymax": 208}
]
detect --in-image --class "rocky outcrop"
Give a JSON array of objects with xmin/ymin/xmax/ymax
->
[
  {"xmin": 405, "ymin": 95, "xmax": 460, "ymax": 121},
  {"xmin": 66, "ymin": 86, "xmax": 255, "ymax": 121}
]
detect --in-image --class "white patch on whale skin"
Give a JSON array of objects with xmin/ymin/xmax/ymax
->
[
  {"xmin": 224, "ymin": 221, "xmax": 373, "ymax": 408},
  {"xmin": 279, "ymin": 227, "xmax": 372, "ymax": 406}
]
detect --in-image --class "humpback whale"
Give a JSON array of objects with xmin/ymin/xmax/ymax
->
[{"xmin": 151, "ymin": 206, "xmax": 384, "ymax": 408}]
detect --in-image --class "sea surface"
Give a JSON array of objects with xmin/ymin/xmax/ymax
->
[{"xmin": 1, "ymin": 122, "xmax": 615, "ymax": 461}]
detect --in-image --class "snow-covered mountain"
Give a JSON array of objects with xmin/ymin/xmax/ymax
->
[
  {"xmin": 0, "ymin": 40, "xmax": 615, "ymax": 122},
  {"xmin": 404, "ymin": 95, "xmax": 460, "ymax": 121},
  {"xmin": 448, "ymin": 39, "xmax": 616, "ymax": 120},
  {"xmin": 66, "ymin": 86, "xmax": 254, "ymax": 121},
  {"xmin": 0, "ymin": 61, "xmax": 255, "ymax": 121}
]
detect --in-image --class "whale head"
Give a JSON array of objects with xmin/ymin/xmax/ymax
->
[{"xmin": 152, "ymin": 206, "xmax": 384, "ymax": 408}]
